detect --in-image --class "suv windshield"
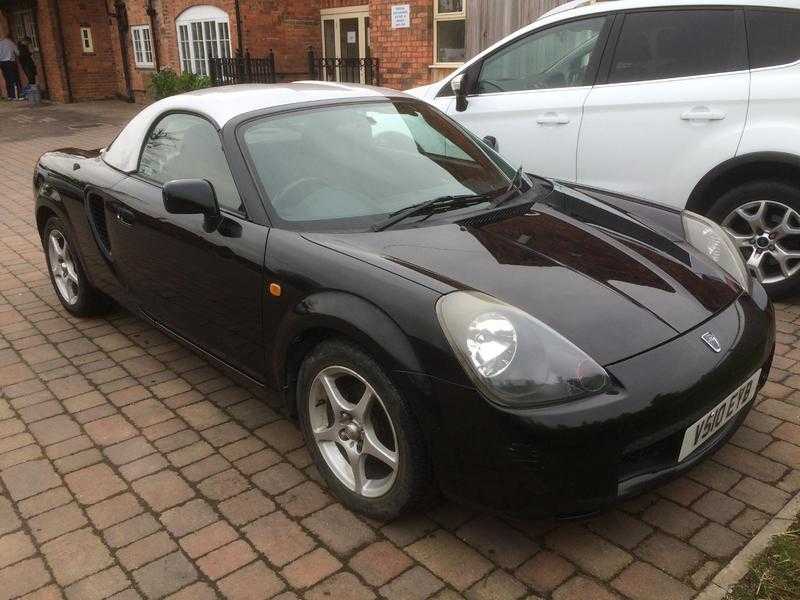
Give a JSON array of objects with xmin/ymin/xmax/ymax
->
[{"xmin": 240, "ymin": 100, "xmax": 512, "ymax": 229}]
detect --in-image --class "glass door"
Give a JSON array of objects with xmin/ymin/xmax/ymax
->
[
  {"xmin": 320, "ymin": 7, "xmax": 371, "ymax": 84},
  {"xmin": 339, "ymin": 18, "xmax": 360, "ymax": 83}
]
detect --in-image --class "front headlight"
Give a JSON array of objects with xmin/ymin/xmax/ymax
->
[
  {"xmin": 436, "ymin": 291, "xmax": 608, "ymax": 407},
  {"xmin": 682, "ymin": 211, "xmax": 750, "ymax": 290}
]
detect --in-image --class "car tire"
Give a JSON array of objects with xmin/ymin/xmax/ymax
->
[
  {"xmin": 42, "ymin": 216, "xmax": 112, "ymax": 317},
  {"xmin": 708, "ymin": 180, "xmax": 800, "ymax": 298},
  {"xmin": 297, "ymin": 338, "xmax": 434, "ymax": 519}
]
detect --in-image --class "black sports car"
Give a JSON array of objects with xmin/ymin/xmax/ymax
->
[{"xmin": 34, "ymin": 83, "xmax": 774, "ymax": 519}]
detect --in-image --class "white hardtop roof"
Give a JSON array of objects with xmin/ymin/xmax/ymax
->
[{"xmin": 103, "ymin": 82, "xmax": 408, "ymax": 173}]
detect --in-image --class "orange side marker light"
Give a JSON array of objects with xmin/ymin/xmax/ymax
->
[{"xmin": 268, "ymin": 282, "xmax": 282, "ymax": 297}]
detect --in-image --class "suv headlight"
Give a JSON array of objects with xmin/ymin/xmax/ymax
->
[
  {"xmin": 436, "ymin": 291, "xmax": 608, "ymax": 407},
  {"xmin": 682, "ymin": 211, "xmax": 750, "ymax": 290}
]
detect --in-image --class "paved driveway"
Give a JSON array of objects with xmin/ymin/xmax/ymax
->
[{"xmin": 0, "ymin": 99, "xmax": 799, "ymax": 600}]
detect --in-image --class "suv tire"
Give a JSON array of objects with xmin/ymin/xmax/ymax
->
[{"xmin": 709, "ymin": 180, "xmax": 800, "ymax": 298}]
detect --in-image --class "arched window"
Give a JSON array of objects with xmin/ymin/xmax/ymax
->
[{"xmin": 175, "ymin": 5, "xmax": 232, "ymax": 76}]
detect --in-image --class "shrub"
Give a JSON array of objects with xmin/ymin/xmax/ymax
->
[{"xmin": 149, "ymin": 68, "xmax": 212, "ymax": 99}]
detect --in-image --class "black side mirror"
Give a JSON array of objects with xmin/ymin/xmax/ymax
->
[
  {"xmin": 482, "ymin": 136, "xmax": 498, "ymax": 151},
  {"xmin": 451, "ymin": 73, "xmax": 469, "ymax": 113},
  {"xmin": 163, "ymin": 179, "xmax": 221, "ymax": 232}
]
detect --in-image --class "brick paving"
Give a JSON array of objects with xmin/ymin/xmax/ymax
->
[{"xmin": 0, "ymin": 98, "xmax": 799, "ymax": 600}]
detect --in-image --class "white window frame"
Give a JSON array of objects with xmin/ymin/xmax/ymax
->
[
  {"xmin": 80, "ymin": 27, "xmax": 94, "ymax": 53},
  {"xmin": 175, "ymin": 5, "xmax": 232, "ymax": 76},
  {"xmin": 13, "ymin": 9, "xmax": 39, "ymax": 52},
  {"xmin": 433, "ymin": 0, "xmax": 466, "ymax": 68},
  {"xmin": 131, "ymin": 25, "xmax": 155, "ymax": 68}
]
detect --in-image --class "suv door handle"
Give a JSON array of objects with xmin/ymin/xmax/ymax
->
[
  {"xmin": 536, "ymin": 112, "xmax": 570, "ymax": 125},
  {"xmin": 681, "ymin": 107, "xmax": 726, "ymax": 121}
]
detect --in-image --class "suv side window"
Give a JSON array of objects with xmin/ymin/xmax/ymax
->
[
  {"xmin": 476, "ymin": 16, "xmax": 608, "ymax": 94},
  {"xmin": 608, "ymin": 10, "xmax": 746, "ymax": 84},
  {"xmin": 747, "ymin": 10, "xmax": 800, "ymax": 69},
  {"xmin": 138, "ymin": 112, "xmax": 243, "ymax": 214}
]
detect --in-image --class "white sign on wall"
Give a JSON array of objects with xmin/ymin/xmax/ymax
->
[
  {"xmin": 391, "ymin": 4, "xmax": 411, "ymax": 29},
  {"xmin": 347, "ymin": 31, "xmax": 357, "ymax": 44}
]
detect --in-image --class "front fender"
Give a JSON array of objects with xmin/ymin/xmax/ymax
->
[{"xmin": 271, "ymin": 290, "xmax": 424, "ymax": 391}]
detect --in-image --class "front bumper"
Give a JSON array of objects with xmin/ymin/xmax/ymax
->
[{"xmin": 413, "ymin": 288, "xmax": 774, "ymax": 517}]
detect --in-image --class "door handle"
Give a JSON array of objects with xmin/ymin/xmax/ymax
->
[
  {"xmin": 536, "ymin": 112, "xmax": 570, "ymax": 125},
  {"xmin": 115, "ymin": 207, "xmax": 135, "ymax": 227},
  {"xmin": 681, "ymin": 107, "xmax": 726, "ymax": 121}
]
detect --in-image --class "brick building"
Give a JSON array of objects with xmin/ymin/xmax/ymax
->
[{"xmin": 0, "ymin": 0, "xmax": 569, "ymax": 103}]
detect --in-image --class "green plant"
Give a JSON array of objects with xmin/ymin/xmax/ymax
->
[{"xmin": 149, "ymin": 68, "xmax": 212, "ymax": 99}]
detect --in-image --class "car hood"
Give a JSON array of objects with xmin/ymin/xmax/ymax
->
[
  {"xmin": 303, "ymin": 187, "xmax": 740, "ymax": 365},
  {"xmin": 404, "ymin": 83, "xmax": 440, "ymax": 101}
]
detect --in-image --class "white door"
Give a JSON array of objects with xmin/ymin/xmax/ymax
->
[
  {"xmin": 321, "ymin": 7, "xmax": 371, "ymax": 84},
  {"xmin": 578, "ymin": 9, "xmax": 750, "ymax": 208},
  {"xmin": 442, "ymin": 15, "xmax": 611, "ymax": 181}
]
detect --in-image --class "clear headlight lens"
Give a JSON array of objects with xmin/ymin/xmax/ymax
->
[
  {"xmin": 437, "ymin": 291, "xmax": 608, "ymax": 407},
  {"xmin": 466, "ymin": 313, "xmax": 517, "ymax": 377},
  {"xmin": 682, "ymin": 211, "xmax": 750, "ymax": 290}
]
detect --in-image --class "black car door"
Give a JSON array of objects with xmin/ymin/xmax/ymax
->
[{"xmin": 104, "ymin": 111, "xmax": 268, "ymax": 379}]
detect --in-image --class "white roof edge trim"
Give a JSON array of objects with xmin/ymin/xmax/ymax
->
[
  {"xmin": 540, "ymin": 0, "xmax": 601, "ymax": 20},
  {"xmin": 176, "ymin": 4, "xmax": 228, "ymax": 23}
]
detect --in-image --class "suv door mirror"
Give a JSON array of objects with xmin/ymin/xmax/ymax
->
[
  {"xmin": 451, "ymin": 73, "xmax": 469, "ymax": 112},
  {"xmin": 163, "ymin": 179, "xmax": 221, "ymax": 231}
]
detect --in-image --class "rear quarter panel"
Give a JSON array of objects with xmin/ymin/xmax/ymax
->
[
  {"xmin": 737, "ymin": 61, "xmax": 800, "ymax": 158},
  {"xmin": 37, "ymin": 151, "xmax": 127, "ymax": 300}
]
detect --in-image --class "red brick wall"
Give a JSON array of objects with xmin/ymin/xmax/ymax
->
[
  {"xmin": 118, "ymin": 0, "xmax": 156, "ymax": 102},
  {"xmin": 241, "ymin": 1, "xmax": 321, "ymax": 78},
  {"xmin": 55, "ymin": 0, "xmax": 120, "ymax": 101},
  {"xmin": 10, "ymin": 0, "xmax": 445, "ymax": 103},
  {"xmin": 369, "ymin": 0, "xmax": 434, "ymax": 89}
]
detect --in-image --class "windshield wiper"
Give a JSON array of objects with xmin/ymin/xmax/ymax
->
[
  {"xmin": 372, "ymin": 194, "xmax": 490, "ymax": 232},
  {"xmin": 490, "ymin": 165, "xmax": 525, "ymax": 209}
]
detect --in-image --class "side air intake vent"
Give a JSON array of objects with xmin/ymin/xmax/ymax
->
[{"xmin": 87, "ymin": 196, "xmax": 112, "ymax": 257}]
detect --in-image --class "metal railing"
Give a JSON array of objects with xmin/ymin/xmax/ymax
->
[
  {"xmin": 209, "ymin": 51, "xmax": 277, "ymax": 86},
  {"xmin": 308, "ymin": 48, "xmax": 380, "ymax": 86}
]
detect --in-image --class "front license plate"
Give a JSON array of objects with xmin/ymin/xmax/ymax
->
[{"xmin": 678, "ymin": 370, "xmax": 761, "ymax": 462}]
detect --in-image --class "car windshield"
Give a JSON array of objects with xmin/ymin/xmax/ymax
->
[{"xmin": 240, "ymin": 100, "xmax": 513, "ymax": 229}]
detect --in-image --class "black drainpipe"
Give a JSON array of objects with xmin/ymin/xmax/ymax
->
[
  {"xmin": 234, "ymin": 0, "xmax": 243, "ymax": 54},
  {"xmin": 30, "ymin": 1, "xmax": 50, "ymax": 99},
  {"xmin": 146, "ymin": 0, "xmax": 160, "ymax": 70},
  {"xmin": 113, "ymin": 1, "xmax": 134, "ymax": 102},
  {"xmin": 51, "ymin": 0, "xmax": 72, "ymax": 102}
]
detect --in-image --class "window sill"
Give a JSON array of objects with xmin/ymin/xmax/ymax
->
[
  {"xmin": 135, "ymin": 65, "xmax": 156, "ymax": 70},
  {"xmin": 429, "ymin": 63, "xmax": 463, "ymax": 70}
]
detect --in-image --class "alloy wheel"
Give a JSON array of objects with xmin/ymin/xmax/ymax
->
[
  {"xmin": 48, "ymin": 230, "xmax": 80, "ymax": 305},
  {"xmin": 722, "ymin": 200, "xmax": 800, "ymax": 285},
  {"xmin": 308, "ymin": 365, "xmax": 399, "ymax": 498}
]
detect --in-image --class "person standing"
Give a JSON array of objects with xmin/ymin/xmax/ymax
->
[
  {"xmin": 0, "ymin": 33, "xmax": 21, "ymax": 99},
  {"xmin": 18, "ymin": 37, "xmax": 36, "ymax": 87}
]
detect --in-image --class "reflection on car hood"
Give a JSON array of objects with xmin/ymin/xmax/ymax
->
[{"xmin": 303, "ymin": 187, "xmax": 740, "ymax": 365}]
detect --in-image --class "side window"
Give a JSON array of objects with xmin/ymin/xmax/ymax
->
[
  {"xmin": 608, "ymin": 10, "xmax": 746, "ymax": 84},
  {"xmin": 138, "ymin": 113, "xmax": 242, "ymax": 213},
  {"xmin": 747, "ymin": 10, "xmax": 800, "ymax": 69},
  {"xmin": 476, "ymin": 16, "xmax": 608, "ymax": 94}
]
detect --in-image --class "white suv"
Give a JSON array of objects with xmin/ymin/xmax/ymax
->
[{"xmin": 408, "ymin": 0, "xmax": 800, "ymax": 296}]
